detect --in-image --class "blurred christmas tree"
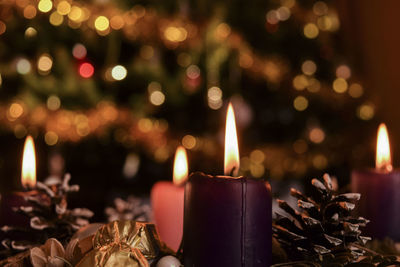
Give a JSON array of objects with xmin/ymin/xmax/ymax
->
[{"xmin": 0, "ymin": 0, "xmax": 377, "ymax": 218}]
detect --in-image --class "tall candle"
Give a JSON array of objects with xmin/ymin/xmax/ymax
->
[
  {"xmin": 352, "ymin": 123, "xmax": 400, "ymax": 240},
  {"xmin": 0, "ymin": 136, "xmax": 39, "ymax": 226},
  {"xmin": 183, "ymin": 103, "xmax": 272, "ymax": 266},
  {"xmin": 151, "ymin": 146, "xmax": 188, "ymax": 251}
]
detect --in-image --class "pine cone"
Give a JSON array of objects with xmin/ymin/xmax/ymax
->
[
  {"xmin": 0, "ymin": 174, "xmax": 93, "ymax": 259},
  {"xmin": 273, "ymin": 174, "xmax": 400, "ymax": 266}
]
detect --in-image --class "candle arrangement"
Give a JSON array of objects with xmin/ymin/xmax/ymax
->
[{"xmin": 352, "ymin": 123, "xmax": 400, "ymax": 240}]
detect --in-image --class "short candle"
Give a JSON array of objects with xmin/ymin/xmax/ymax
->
[{"xmin": 183, "ymin": 103, "xmax": 272, "ymax": 266}]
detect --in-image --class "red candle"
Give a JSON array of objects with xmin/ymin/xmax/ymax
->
[
  {"xmin": 151, "ymin": 146, "xmax": 188, "ymax": 251},
  {"xmin": 183, "ymin": 103, "xmax": 272, "ymax": 266},
  {"xmin": 352, "ymin": 123, "xmax": 400, "ymax": 240},
  {"xmin": 0, "ymin": 136, "xmax": 39, "ymax": 226}
]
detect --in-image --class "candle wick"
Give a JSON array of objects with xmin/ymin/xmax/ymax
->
[{"xmin": 229, "ymin": 166, "xmax": 237, "ymax": 176}]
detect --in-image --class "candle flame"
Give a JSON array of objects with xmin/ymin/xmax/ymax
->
[
  {"xmin": 376, "ymin": 123, "xmax": 393, "ymax": 172},
  {"xmin": 173, "ymin": 146, "xmax": 188, "ymax": 185},
  {"xmin": 22, "ymin": 135, "xmax": 36, "ymax": 188},
  {"xmin": 224, "ymin": 103, "xmax": 240, "ymax": 176}
]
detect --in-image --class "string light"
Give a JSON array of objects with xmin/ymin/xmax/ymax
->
[
  {"xmin": 57, "ymin": 1, "xmax": 71, "ymax": 15},
  {"xmin": 293, "ymin": 96, "xmax": 308, "ymax": 111},
  {"xmin": 25, "ymin": 27, "xmax": 37, "ymax": 38},
  {"xmin": 49, "ymin": 11, "xmax": 64, "ymax": 26},
  {"xmin": 182, "ymin": 135, "xmax": 196, "ymax": 149},
  {"xmin": 68, "ymin": 6, "xmax": 83, "ymax": 21},
  {"xmin": 16, "ymin": 58, "xmax": 31, "ymax": 74},
  {"xmin": 301, "ymin": 60, "xmax": 317, "ymax": 75},
  {"xmin": 149, "ymin": 91, "xmax": 165, "ymax": 106},
  {"xmin": 332, "ymin": 78, "xmax": 348, "ymax": 93},
  {"xmin": 111, "ymin": 65, "xmax": 127, "ymax": 80},
  {"xmin": 37, "ymin": 54, "xmax": 53, "ymax": 73},
  {"xmin": 45, "ymin": 131, "xmax": 58, "ymax": 145},
  {"xmin": 79, "ymin": 62, "xmax": 94, "ymax": 78},
  {"xmin": 94, "ymin": 16, "xmax": 109, "ymax": 31},
  {"xmin": 72, "ymin": 43, "xmax": 87, "ymax": 59},
  {"xmin": 38, "ymin": 0, "xmax": 52, "ymax": 13},
  {"xmin": 47, "ymin": 95, "xmax": 61, "ymax": 110},
  {"xmin": 357, "ymin": 103, "xmax": 375, "ymax": 120},
  {"xmin": 304, "ymin": 23, "xmax": 319, "ymax": 39},
  {"xmin": 349, "ymin": 83, "xmax": 363, "ymax": 98}
]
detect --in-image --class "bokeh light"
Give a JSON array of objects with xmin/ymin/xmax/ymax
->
[
  {"xmin": 357, "ymin": 103, "xmax": 375, "ymax": 120},
  {"xmin": 293, "ymin": 96, "xmax": 308, "ymax": 111},
  {"xmin": 79, "ymin": 62, "xmax": 94, "ymax": 78},
  {"xmin": 24, "ymin": 5, "xmax": 37, "ymax": 19},
  {"xmin": 304, "ymin": 23, "xmax": 319, "ymax": 39},
  {"xmin": 50, "ymin": 11, "xmax": 64, "ymax": 26},
  {"xmin": 95, "ymin": 16, "xmax": 110, "ymax": 31},
  {"xmin": 68, "ymin": 6, "xmax": 83, "ymax": 21},
  {"xmin": 293, "ymin": 75, "xmax": 308, "ymax": 90},
  {"xmin": 186, "ymin": 65, "xmax": 200, "ymax": 79},
  {"xmin": 182, "ymin": 135, "xmax": 196, "ymax": 149},
  {"xmin": 309, "ymin": 127, "xmax": 325, "ymax": 143},
  {"xmin": 301, "ymin": 60, "xmax": 317, "ymax": 75},
  {"xmin": 16, "ymin": 58, "xmax": 31, "ymax": 74},
  {"xmin": 47, "ymin": 95, "xmax": 61, "ymax": 110},
  {"xmin": 38, "ymin": 0, "xmax": 52, "ymax": 13},
  {"xmin": 349, "ymin": 83, "xmax": 363, "ymax": 98},
  {"xmin": 336, "ymin": 65, "xmax": 351, "ymax": 79},
  {"xmin": 110, "ymin": 16, "xmax": 124, "ymax": 30},
  {"xmin": 72, "ymin": 43, "xmax": 87, "ymax": 59},
  {"xmin": 25, "ymin": 27, "xmax": 37, "ymax": 38},
  {"xmin": 332, "ymin": 78, "xmax": 348, "ymax": 93},
  {"xmin": 37, "ymin": 54, "xmax": 53, "ymax": 73},
  {"xmin": 149, "ymin": 91, "xmax": 165, "ymax": 106},
  {"xmin": 111, "ymin": 65, "xmax": 127, "ymax": 80},
  {"xmin": 45, "ymin": 131, "xmax": 58, "ymax": 145},
  {"xmin": 8, "ymin": 103, "xmax": 24, "ymax": 120},
  {"xmin": 57, "ymin": 1, "xmax": 71, "ymax": 15}
]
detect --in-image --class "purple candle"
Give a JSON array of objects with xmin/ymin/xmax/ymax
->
[
  {"xmin": 183, "ymin": 103, "xmax": 272, "ymax": 266},
  {"xmin": 0, "ymin": 136, "xmax": 38, "ymax": 226},
  {"xmin": 351, "ymin": 123, "xmax": 400, "ymax": 240}
]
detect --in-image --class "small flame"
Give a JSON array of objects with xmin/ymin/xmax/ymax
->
[
  {"xmin": 224, "ymin": 103, "xmax": 240, "ymax": 176},
  {"xmin": 173, "ymin": 146, "xmax": 188, "ymax": 185},
  {"xmin": 376, "ymin": 123, "xmax": 393, "ymax": 172},
  {"xmin": 21, "ymin": 135, "xmax": 36, "ymax": 188}
]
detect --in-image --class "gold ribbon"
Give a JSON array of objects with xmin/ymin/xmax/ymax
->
[{"xmin": 76, "ymin": 221, "xmax": 162, "ymax": 267}]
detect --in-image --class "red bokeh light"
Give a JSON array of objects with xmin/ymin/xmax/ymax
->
[{"xmin": 79, "ymin": 62, "xmax": 94, "ymax": 78}]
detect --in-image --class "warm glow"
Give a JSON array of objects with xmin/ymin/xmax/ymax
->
[
  {"xmin": 376, "ymin": 123, "xmax": 393, "ymax": 172},
  {"xmin": 224, "ymin": 103, "xmax": 240, "ymax": 176},
  {"xmin": 22, "ymin": 136, "xmax": 36, "ymax": 188},
  {"xmin": 173, "ymin": 146, "xmax": 188, "ymax": 185}
]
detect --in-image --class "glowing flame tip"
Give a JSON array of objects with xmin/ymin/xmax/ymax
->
[
  {"xmin": 21, "ymin": 135, "xmax": 36, "ymax": 189},
  {"xmin": 224, "ymin": 103, "xmax": 240, "ymax": 176},
  {"xmin": 376, "ymin": 123, "xmax": 392, "ymax": 172},
  {"xmin": 173, "ymin": 146, "xmax": 188, "ymax": 185}
]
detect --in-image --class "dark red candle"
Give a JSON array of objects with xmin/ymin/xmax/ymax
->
[
  {"xmin": 183, "ymin": 103, "xmax": 272, "ymax": 266},
  {"xmin": 351, "ymin": 123, "xmax": 400, "ymax": 240},
  {"xmin": 0, "ymin": 136, "xmax": 37, "ymax": 226},
  {"xmin": 183, "ymin": 172, "xmax": 272, "ymax": 266}
]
